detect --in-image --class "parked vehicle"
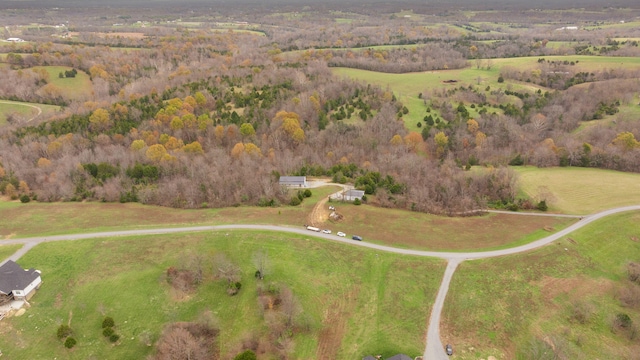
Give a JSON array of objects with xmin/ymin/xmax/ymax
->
[
  {"xmin": 306, "ymin": 226, "xmax": 320, "ymax": 232},
  {"xmin": 337, "ymin": 232, "xmax": 346, "ymax": 237},
  {"xmin": 446, "ymin": 344, "xmax": 453, "ymax": 356},
  {"xmin": 322, "ymin": 229, "xmax": 331, "ymax": 234},
  {"xmin": 352, "ymin": 235, "xmax": 362, "ymax": 241}
]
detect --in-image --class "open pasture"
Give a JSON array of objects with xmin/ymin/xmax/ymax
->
[
  {"xmin": 0, "ymin": 231, "xmax": 445, "ymax": 360},
  {"xmin": 32, "ymin": 66, "xmax": 93, "ymax": 100},
  {"xmin": 333, "ymin": 55, "xmax": 640, "ymax": 131},
  {"xmin": 0, "ymin": 186, "xmax": 340, "ymax": 239},
  {"xmin": 0, "ymin": 100, "xmax": 60, "ymax": 125},
  {"xmin": 515, "ymin": 167, "xmax": 640, "ymax": 215},
  {"xmin": 0, "ymin": 190, "xmax": 575, "ymax": 252},
  {"xmin": 68, "ymin": 32, "xmax": 146, "ymax": 40},
  {"xmin": 326, "ymin": 203, "xmax": 575, "ymax": 251},
  {"xmin": 442, "ymin": 211, "xmax": 640, "ymax": 360}
]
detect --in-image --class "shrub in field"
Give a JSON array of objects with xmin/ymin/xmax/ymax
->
[
  {"xmin": 234, "ymin": 350, "xmax": 257, "ymax": 360},
  {"xmin": 109, "ymin": 334, "xmax": 120, "ymax": 343},
  {"xmin": 103, "ymin": 327, "xmax": 115, "ymax": 337},
  {"xmin": 57, "ymin": 324, "xmax": 72, "ymax": 340},
  {"xmin": 102, "ymin": 316, "xmax": 115, "ymax": 328},
  {"xmin": 569, "ymin": 300, "xmax": 594, "ymax": 324},
  {"xmin": 628, "ymin": 262, "xmax": 640, "ymax": 284},
  {"xmin": 536, "ymin": 200, "xmax": 548, "ymax": 211},
  {"xmin": 64, "ymin": 337, "xmax": 77, "ymax": 349}
]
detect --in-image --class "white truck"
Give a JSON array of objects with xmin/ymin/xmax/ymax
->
[{"xmin": 306, "ymin": 226, "xmax": 320, "ymax": 232}]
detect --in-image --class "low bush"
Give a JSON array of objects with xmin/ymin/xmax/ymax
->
[
  {"xmin": 234, "ymin": 350, "xmax": 257, "ymax": 360},
  {"xmin": 102, "ymin": 316, "xmax": 115, "ymax": 328},
  {"xmin": 57, "ymin": 324, "xmax": 72, "ymax": 340},
  {"xmin": 64, "ymin": 337, "xmax": 77, "ymax": 349},
  {"xmin": 103, "ymin": 327, "xmax": 115, "ymax": 337}
]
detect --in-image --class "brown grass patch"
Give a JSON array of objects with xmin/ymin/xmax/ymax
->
[
  {"xmin": 54, "ymin": 293, "xmax": 63, "ymax": 309},
  {"xmin": 316, "ymin": 289, "xmax": 358, "ymax": 360},
  {"xmin": 535, "ymin": 276, "xmax": 613, "ymax": 305}
]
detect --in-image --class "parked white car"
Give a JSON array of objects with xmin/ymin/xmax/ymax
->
[
  {"xmin": 322, "ymin": 229, "xmax": 331, "ymax": 234},
  {"xmin": 337, "ymin": 232, "xmax": 346, "ymax": 237}
]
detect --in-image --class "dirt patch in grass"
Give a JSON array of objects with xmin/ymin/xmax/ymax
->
[
  {"xmin": 536, "ymin": 276, "xmax": 614, "ymax": 305},
  {"xmin": 316, "ymin": 288, "xmax": 358, "ymax": 359}
]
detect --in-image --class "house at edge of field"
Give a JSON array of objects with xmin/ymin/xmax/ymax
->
[
  {"xmin": 279, "ymin": 176, "xmax": 308, "ymax": 188},
  {"xmin": 0, "ymin": 260, "xmax": 42, "ymax": 304}
]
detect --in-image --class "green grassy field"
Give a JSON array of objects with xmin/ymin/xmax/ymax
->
[
  {"xmin": 0, "ymin": 231, "xmax": 445, "ymax": 359},
  {"xmin": 0, "ymin": 185, "xmax": 340, "ymax": 239},
  {"xmin": 0, "ymin": 100, "xmax": 60, "ymax": 125},
  {"xmin": 573, "ymin": 95, "xmax": 640, "ymax": 133},
  {"xmin": 210, "ymin": 28, "xmax": 265, "ymax": 36},
  {"xmin": 333, "ymin": 52, "xmax": 640, "ymax": 131},
  {"xmin": 442, "ymin": 211, "xmax": 640, "ymax": 360},
  {"xmin": 0, "ymin": 189, "xmax": 576, "ymax": 252},
  {"xmin": 0, "ymin": 244, "xmax": 22, "ymax": 261},
  {"xmin": 514, "ymin": 167, "xmax": 640, "ymax": 214},
  {"xmin": 32, "ymin": 66, "xmax": 93, "ymax": 100}
]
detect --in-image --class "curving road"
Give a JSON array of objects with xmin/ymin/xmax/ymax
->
[
  {"xmin": 0, "ymin": 100, "xmax": 42, "ymax": 123},
  {"xmin": 2, "ymin": 205, "xmax": 639, "ymax": 359}
]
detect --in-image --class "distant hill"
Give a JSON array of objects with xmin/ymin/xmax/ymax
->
[{"xmin": 2, "ymin": 0, "xmax": 639, "ymax": 10}]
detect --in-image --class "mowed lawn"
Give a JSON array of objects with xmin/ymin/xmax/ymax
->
[
  {"xmin": 33, "ymin": 66, "xmax": 93, "ymax": 100},
  {"xmin": 0, "ymin": 231, "xmax": 445, "ymax": 360},
  {"xmin": 442, "ymin": 211, "xmax": 640, "ymax": 360},
  {"xmin": 0, "ymin": 100, "xmax": 60, "ymax": 125},
  {"xmin": 0, "ymin": 244, "xmax": 22, "ymax": 261},
  {"xmin": 515, "ymin": 167, "xmax": 640, "ymax": 214}
]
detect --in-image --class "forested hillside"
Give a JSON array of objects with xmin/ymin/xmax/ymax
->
[{"xmin": 0, "ymin": 4, "xmax": 639, "ymax": 214}]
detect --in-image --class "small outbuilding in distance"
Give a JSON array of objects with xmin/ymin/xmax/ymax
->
[
  {"xmin": 340, "ymin": 189, "xmax": 365, "ymax": 202},
  {"xmin": 279, "ymin": 176, "xmax": 308, "ymax": 188}
]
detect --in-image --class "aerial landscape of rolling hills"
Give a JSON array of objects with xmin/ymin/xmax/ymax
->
[{"xmin": 1, "ymin": 0, "xmax": 640, "ymax": 359}]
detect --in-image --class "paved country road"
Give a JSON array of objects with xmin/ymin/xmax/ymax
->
[{"xmin": 2, "ymin": 205, "xmax": 639, "ymax": 359}]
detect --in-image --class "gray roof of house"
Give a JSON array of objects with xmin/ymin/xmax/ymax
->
[
  {"xmin": 0, "ymin": 260, "xmax": 40, "ymax": 295},
  {"xmin": 346, "ymin": 189, "xmax": 365, "ymax": 196},
  {"xmin": 386, "ymin": 355, "xmax": 412, "ymax": 360}
]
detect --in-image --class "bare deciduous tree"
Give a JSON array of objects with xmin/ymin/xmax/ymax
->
[{"xmin": 252, "ymin": 249, "xmax": 271, "ymax": 280}]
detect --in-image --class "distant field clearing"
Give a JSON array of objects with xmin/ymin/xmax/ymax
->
[
  {"xmin": 0, "ymin": 100, "xmax": 60, "ymax": 125},
  {"xmin": 515, "ymin": 167, "xmax": 640, "ymax": 214}
]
